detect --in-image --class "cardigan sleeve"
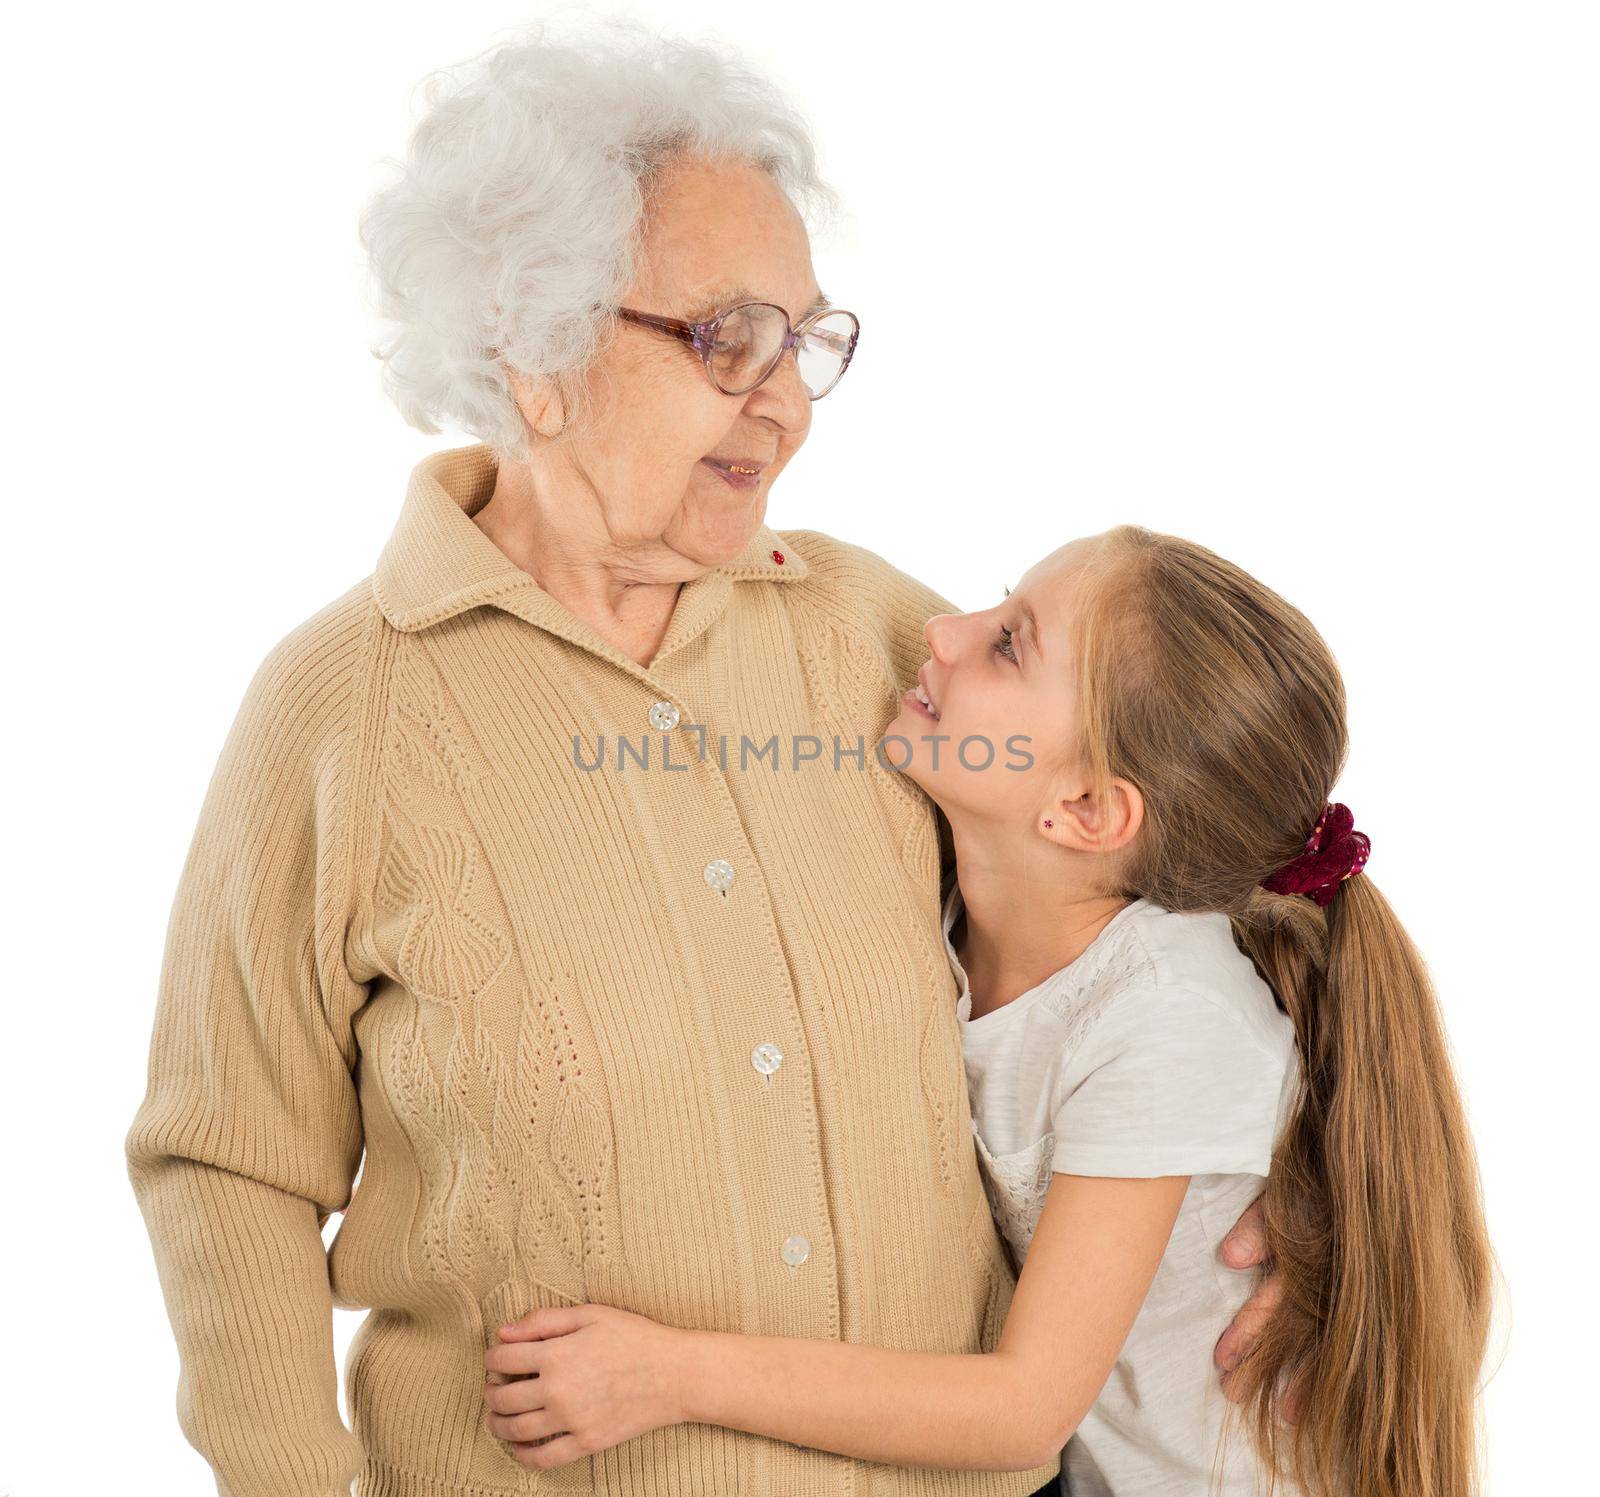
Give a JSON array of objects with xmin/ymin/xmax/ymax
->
[
  {"xmin": 124, "ymin": 615, "xmax": 369, "ymax": 1497},
  {"xmin": 876, "ymin": 554, "xmax": 961, "ymax": 884},
  {"xmin": 783, "ymin": 528, "xmax": 964, "ymax": 884},
  {"xmin": 879, "ymin": 562, "xmax": 959, "ymax": 701}
]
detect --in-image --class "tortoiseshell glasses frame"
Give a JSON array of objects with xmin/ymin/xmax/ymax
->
[{"xmin": 613, "ymin": 300, "xmax": 861, "ymax": 399}]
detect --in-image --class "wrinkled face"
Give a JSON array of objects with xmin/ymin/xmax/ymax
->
[
  {"xmin": 534, "ymin": 154, "xmax": 825, "ymax": 571},
  {"xmin": 886, "ymin": 539, "xmax": 1105, "ymax": 824}
]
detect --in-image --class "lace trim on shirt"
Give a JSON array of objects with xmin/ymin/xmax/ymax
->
[
  {"xmin": 971, "ymin": 1120, "xmax": 1056, "ymax": 1266},
  {"xmin": 1037, "ymin": 911, "xmax": 1159, "ymax": 1049},
  {"xmin": 960, "ymin": 903, "xmax": 1161, "ymax": 1267},
  {"xmin": 945, "ymin": 887, "xmax": 1160, "ymax": 1048}
]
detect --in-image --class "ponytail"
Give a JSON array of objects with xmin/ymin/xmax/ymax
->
[
  {"xmin": 1230, "ymin": 877, "xmax": 1494, "ymax": 1495},
  {"xmin": 1067, "ymin": 524, "xmax": 1496, "ymax": 1493}
]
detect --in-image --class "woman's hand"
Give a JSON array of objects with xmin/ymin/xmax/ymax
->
[
  {"xmin": 482, "ymin": 1303, "xmax": 690, "ymax": 1470},
  {"xmin": 1213, "ymin": 1198, "xmax": 1304, "ymax": 1422}
]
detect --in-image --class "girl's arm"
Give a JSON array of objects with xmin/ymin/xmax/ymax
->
[
  {"xmin": 674, "ymin": 1172, "xmax": 1189, "ymax": 1471},
  {"xmin": 485, "ymin": 1172, "xmax": 1188, "ymax": 1474}
]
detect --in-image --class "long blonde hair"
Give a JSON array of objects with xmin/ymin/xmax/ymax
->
[{"xmin": 1070, "ymin": 526, "xmax": 1494, "ymax": 1496}]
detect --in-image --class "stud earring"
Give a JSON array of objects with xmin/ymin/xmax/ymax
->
[{"xmin": 1044, "ymin": 819, "xmax": 1053, "ymax": 828}]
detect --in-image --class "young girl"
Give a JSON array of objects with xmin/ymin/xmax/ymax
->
[{"xmin": 481, "ymin": 526, "xmax": 1495, "ymax": 1496}]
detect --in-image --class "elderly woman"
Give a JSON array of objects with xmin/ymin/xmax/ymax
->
[{"xmin": 125, "ymin": 22, "xmax": 1277, "ymax": 1497}]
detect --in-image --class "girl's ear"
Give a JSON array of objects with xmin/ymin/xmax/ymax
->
[
  {"xmin": 1106, "ymin": 776, "xmax": 1144, "ymax": 852},
  {"xmin": 1042, "ymin": 775, "xmax": 1144, "ymax": 854}
]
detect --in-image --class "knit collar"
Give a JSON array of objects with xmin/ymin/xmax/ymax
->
[{"xmin": 373, "ymin": 442, "xmax": 810, "ymax": 641}]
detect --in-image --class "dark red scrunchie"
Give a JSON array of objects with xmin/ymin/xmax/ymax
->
[{"xmin": 1261, "ymin": 801, "xmax": 1371, "ymax": 908}]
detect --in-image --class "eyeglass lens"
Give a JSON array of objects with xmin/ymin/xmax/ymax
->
[{"xmin": 710, "ymin": 305, "xmax": 856, "ymax": 397}]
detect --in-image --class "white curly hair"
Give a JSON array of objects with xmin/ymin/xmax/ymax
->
[{"xmin": 356, "ymin": 14, "xmax": 842, "ymax": 460}]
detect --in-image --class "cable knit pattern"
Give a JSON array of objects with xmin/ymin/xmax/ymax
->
[
  {"xmin": 125, "ymin": 444, "xmax": 1059, "ymax": 1497},
  {"xmin": 377, "ymin": 638, "xmax": 612, "ymax": 1304}
]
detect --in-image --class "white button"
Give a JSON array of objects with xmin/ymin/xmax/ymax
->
[
  {"xmin": 648, "ymin": 699, "xmax": 681, "ymax": 731},
  {"xmin": 782, "ymin": 1234, "xmax": 810, "ymax": 1268},
  {"xmin": 704, "ymin": 858, "xmax": 735, "ymax": 892},
  {"xmin": 752, "ymin": 1041, "xmax": 784, "ymax": 1076}
]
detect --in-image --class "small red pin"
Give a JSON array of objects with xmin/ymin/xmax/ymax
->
[{"xmin": 771, "ymin": 549, "xmax": 785, "ymax": 565}]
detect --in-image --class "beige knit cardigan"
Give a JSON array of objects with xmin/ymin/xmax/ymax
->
[{"xmin": 125, "ymin": 443, "xmax": 1060, "ymax": 1497}]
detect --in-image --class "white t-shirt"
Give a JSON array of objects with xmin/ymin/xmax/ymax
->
[{"xmin": 943, "ymin": 874, "xmax": 1301, "ymax": 1495}]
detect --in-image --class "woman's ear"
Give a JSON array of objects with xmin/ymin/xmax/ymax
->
[{"xmin": 504, "ymin": 364, "xmax": 568, "ymax": 440}]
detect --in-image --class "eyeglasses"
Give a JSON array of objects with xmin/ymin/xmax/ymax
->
[{"xmin": 614, "ymin": 300, "xmax": 860, "ymax": 400}]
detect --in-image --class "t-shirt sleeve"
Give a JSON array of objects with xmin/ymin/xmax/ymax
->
[{"xmin": 1049, "ymin": 984, "xmax": 1292, "ymax": 1178}]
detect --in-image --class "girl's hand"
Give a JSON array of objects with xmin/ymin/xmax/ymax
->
[{"xmin": 482, "ymin": 1303, "xmax": 690, "ymax": 1470}]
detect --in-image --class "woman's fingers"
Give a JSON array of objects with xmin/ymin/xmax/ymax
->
[
  {"xmin": 1216, "ymin": 1272, "xmax": 1309, "ymax": 1424},
  {"xmin": 1219, "ymin": 1196, "xmax": 1267, "ymax": 1269},
  {"xmin": 1216, "ymin": 1205, "xmax": 1298, "ymax": 1413},
  {"xmin": 1281, "ymin": 1369, "xmax": 1307, "ymax": 1426},
  {"xmin": 1214, "ymin": 1269, "xmax": 1286, "ymax": 1383}
]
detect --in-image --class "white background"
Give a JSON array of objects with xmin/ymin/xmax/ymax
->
[{"xmin": 4, "ymin": 2, "xmax": 1594, "ymax": 1491}]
